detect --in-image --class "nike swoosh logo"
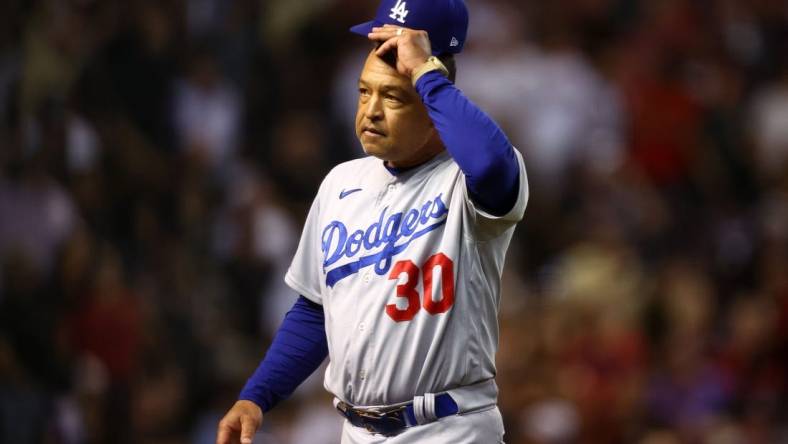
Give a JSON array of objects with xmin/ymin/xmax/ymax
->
[{"xmin": 339, "ymin": 188, "xmax": 362, "ymax": 199}]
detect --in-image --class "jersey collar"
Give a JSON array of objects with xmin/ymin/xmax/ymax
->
[{"xmin": 381, "ymin": 150, "xmax": 450, "ymax": 178}]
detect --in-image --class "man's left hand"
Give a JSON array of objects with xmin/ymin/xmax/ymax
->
[{"xmin": 368, "ymin": 25, "xmax": 432, "ymax": 77}]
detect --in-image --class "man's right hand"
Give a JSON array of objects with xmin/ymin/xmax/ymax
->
[{"xmin": 216, "ymin": 400, "xmax": 263, "ymax": 444}]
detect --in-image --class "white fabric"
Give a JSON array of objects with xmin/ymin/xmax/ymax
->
[
  {"xmin": 413, "ymin": 395, "xmax": 426, "ymax": 425},
  {"xmin": 423, "ymin": 393, "xmax": 437, "ymax": 422}
]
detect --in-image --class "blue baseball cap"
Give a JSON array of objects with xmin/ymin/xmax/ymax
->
[{"xmin": 350, "ymin": 0, "xmax": 469, "ymax": 55}]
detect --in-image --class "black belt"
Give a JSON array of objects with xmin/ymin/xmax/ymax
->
[{"xmin": 336, "ymin": 394, "xmax": 459, "ymax": 436}]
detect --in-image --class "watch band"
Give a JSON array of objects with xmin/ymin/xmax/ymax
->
[{"xmin": 411, "ymin": 56, "xmax": 450, "ymax": 85}]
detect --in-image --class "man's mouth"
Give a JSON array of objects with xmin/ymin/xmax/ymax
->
[{"xmin": 362, "ymin": 126, "xmax": 386, "ymax": 137}]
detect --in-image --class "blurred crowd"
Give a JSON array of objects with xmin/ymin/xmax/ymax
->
[{"xmin": 0, "ymin": 0, "xmax": 786, "ymax": 443}]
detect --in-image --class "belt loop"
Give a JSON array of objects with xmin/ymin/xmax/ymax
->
[
  {"xmin": 423, "ymin": 393, "xmax": 437, "ymax": 422},
  {"xmin": 413, "ymin": 395, "xmax": 426, "ymax": 425}
]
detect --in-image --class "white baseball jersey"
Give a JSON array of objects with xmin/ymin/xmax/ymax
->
[{"xmin": 284, "ymin": 148, "xmax": 528, "ymax": 408}]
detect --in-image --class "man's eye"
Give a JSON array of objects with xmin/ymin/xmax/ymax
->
[
  {"xmin": 385, "ymin": 94, "xmax": 401, "ymax": 102},
  {"xmin": 359, "ymin": 88, "xmax": 370, "ymax": 96}
]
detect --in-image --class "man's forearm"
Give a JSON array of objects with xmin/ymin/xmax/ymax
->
[
  {"xmin": 415, "ymin": 71, "xmax": 520, "ymax": 216},
  {"xmin": 238, "ymin": 296, "xmax": 328, "ymax": 412}
]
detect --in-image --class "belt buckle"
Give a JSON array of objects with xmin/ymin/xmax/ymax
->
[
  {"xmin": 357, "ymin": 404, "xmax": 405, "ymax": 418},
  {"xmin": 359, "ymin": 406, "xmax": 407, "ymax": 436},
  {"xmin": 337, "ymin": 402, "xmax": 408, "ymax": 436},
  {"xmin": 357, "ymin": 408, "xmax": 385, "ymax": 419}
]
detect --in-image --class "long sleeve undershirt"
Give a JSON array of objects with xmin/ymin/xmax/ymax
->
[
  {"xmin": 415, "ymin": 70, "xmax": 519, "ymax": 216},
  {"xmin": 238, "ymin": 296, "xmax": 328, "ymax": 412}
]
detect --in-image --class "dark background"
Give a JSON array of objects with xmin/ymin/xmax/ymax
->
[{"xmin": 0, "ymin": 0, "xmax": 786, "ymax": 443}]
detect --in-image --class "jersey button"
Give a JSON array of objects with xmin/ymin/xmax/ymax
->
[
  {"xmin": 387, "ymin": 184, "xmax": 396, "ymax": 192},
  {"xmin": 360, "ymin": 369, "xmax": 367, "ymax": 380},
  {"xmin": 358, "ymin": 323, "xmax": 365, "ymax": 332},
  {"xmin": 363, "ymin": 273, "xmax": 371, "ymax": 284}
]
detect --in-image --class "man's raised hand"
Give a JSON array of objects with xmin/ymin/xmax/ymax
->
[{"xmin": 368, "ymin": 25, "xmax": 432, "ymax": 77}]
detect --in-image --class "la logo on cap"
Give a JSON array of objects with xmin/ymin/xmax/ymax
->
[
  {"xmin": 389, "ymin": 0, "xmax": 409, "ymax": 24},
  {"xmin": 349, "ymin": 0, "xmax": 468, "ymax": 55}
]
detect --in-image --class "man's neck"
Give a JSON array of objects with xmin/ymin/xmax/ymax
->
[{"xmin": 384, "ymin": 147, "xmax": 445, "ymax": 174}]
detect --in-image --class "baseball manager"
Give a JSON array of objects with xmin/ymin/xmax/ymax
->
[{"xmin": 217, "ymin": 0, "xmax": 528, "ymax": 442}]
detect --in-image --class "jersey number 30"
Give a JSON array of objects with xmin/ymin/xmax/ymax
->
[{"xmin": 386, "ymin": 253, "xmax": 454, "ymax": 322}]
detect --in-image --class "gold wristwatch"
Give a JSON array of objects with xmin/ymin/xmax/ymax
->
[{"xmin": 411, "ymin": 56, "xmax": 449, "ymax": 85}]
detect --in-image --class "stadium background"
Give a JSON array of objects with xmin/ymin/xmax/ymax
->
[{"xmin": 0, "ymin": 0, "xmax": 786, "ymax": 443}]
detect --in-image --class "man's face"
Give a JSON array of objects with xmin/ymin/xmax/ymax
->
[{"xmin": 355, "ymin": 51, "xmax": 438, "ymax": 168}]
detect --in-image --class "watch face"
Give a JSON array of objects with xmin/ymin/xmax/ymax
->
[
  {"xmin": 412, "ymin": 57, "xmax": 448, "ymax": 84},
  {"xmin": 430, "ymin": 57, "xmax": 448, "ymax": 76}
]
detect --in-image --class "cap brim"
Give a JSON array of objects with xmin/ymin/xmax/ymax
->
[{"xmin": 349, "ymin": 20, "xmax": 381, "ymax": 36}]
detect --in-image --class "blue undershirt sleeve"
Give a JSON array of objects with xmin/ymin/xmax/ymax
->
[
  {"xmin": 415, "ymin": 70, "xmax": 520, "ymax": 216},
  {"xmin": 238, "ymin": 295, "xmax": 328, "ymax": 412}
]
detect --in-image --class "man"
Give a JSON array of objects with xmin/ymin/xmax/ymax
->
[{"xmin": 216, "ymin": 0, "xmax": 527, "ymax": 442}]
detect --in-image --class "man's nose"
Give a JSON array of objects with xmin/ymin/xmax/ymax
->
[{"xmin": 364, "ymin": 94, "xmax": 383, "ymax": 120}]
